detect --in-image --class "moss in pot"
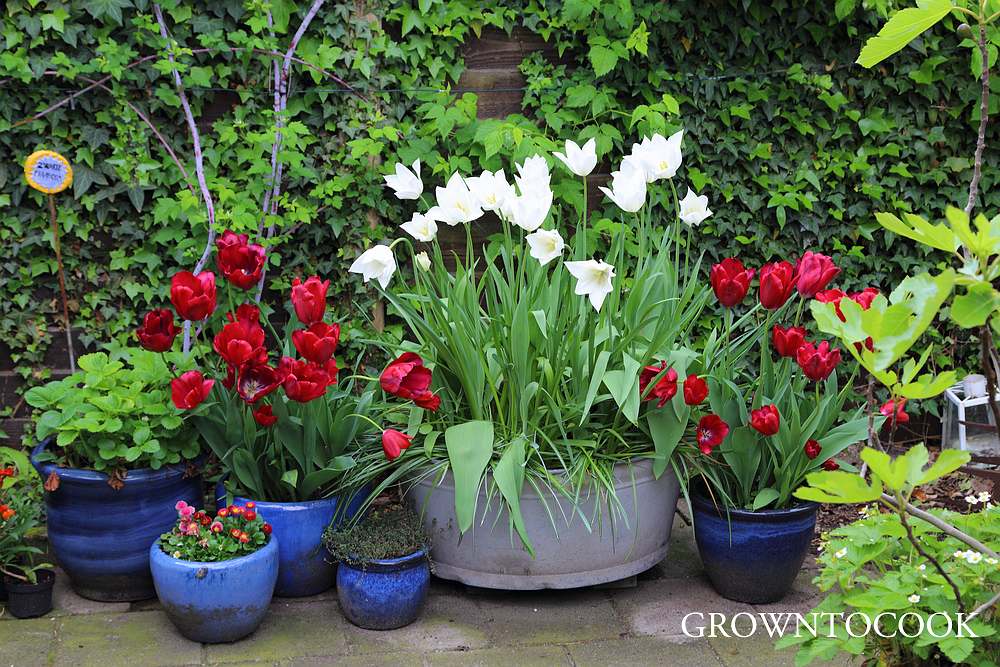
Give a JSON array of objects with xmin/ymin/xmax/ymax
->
[{"xmin": 324, "ymin": 504, "xmax": 430, "ymax": 630}]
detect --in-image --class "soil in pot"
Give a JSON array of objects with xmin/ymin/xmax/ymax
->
[{"xmin": 4, "ymin": 570, "xmax": 55, "ymax": 619}]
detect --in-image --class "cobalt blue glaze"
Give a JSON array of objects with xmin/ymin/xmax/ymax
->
[
  {"xmin": 215, "ymin": 482, "xmax": 368, "ymax": 597},
  {"xmin": 150, "ymin": 536, "xmax": 278, "ymax": 643},
  {"xmin": 31, "ymin": 439, "xmax": 203, "ymax": 601},
  {"xmin": 336, "ymin": 549, "xmax": 430, "ymax": 630},
  {"xmin": 691, "ymin": 490, "xmax": 818, "ymax": 604}
]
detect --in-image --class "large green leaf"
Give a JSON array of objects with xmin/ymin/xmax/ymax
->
[
  {"xmin": 445, "ymin": 421, "xmax": 494, "ymax": 533},
  {"xmin": 647, "ymin": 402, "xmax": 688, "ymax": 478},
  {"xmin": 951, "ymin": 282, "xmax": 1000, "ymax": 329},
  {"xmin": 856, "ymin": 0, "xmax": 954, "ymax": 68},
  {"xmin": 795, "ymin": 471, "xmax": 883, "ymax": 504},
  {"xmin": 874, "ymin": 211, "xmax": 957, "ymax": 253}
]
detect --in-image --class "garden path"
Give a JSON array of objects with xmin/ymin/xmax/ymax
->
[{"xmin": 0, "ymin": 519, "xmax": 848, "ymax": 667}]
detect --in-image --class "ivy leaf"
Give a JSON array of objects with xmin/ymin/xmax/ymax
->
[
  {"xmin": 589, "ymin": 44, "xmax": 619, "ymax": 77},
  {"xmin": 84, "ymin": 0, "xmax": 133, "ymax": 25},
  {"xmin": 856, "ymin": 0, "xmax": 954, "ymax": 68}
]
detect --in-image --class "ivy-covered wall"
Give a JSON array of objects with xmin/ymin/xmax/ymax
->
[{"xmin": 1, "ymin": 0, "xmax": 996, "ymax": 428}]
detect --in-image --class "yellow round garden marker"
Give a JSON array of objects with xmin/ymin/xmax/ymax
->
[{"xmin": 24, "ymin": 150, "xmax": 76, "ymax": 371}]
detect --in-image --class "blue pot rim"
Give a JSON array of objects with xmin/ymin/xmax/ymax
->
[
  {"xmin": 150, "ymin": 534, "xmax": 277, "ymax": 569},
  {"xmin": 230, "ymin": 494, "xmax": 344, "ymax": 510},
  {"xmin": 340, "ymin": 548, "xmax": 428, "ymax": 573},
  {"xmin": 32, "ymin": 438, "xmax": 204, "ymax": 484},
  {"xmin": 690, "ymin": 487, "xmax": 819, "ymax": 522}
]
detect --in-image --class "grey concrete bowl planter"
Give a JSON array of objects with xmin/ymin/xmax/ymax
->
[{"xmin": 405, "ymin": 459, "xmax": 679, "ymax": 590}]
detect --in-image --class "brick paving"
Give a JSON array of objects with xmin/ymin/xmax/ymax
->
[{"xmin": 0, "ymin": 522, "xmax": 850, "ymax": 667}]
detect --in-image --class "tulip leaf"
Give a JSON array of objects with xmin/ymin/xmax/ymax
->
[
  {"xmin": 581, "ymin": 350, "xmax": 611, "ymax": 423},
  {"xmin": 751, "ymin": 487, "xmax": 779, "ymax": 511},
  {"xmin": 493, "ymin": 437, "xmax": 533, "ymax": 556},
  {"xmin": 647, "ymin": 402, "xmax": 688, "ymax": 478},
  {"xmin": 445, "ymin": 420, "xmax": 494, "ymax": 534},
  {"xmin": 856, "ymin": 0, "xmax": 955, "ymax": 68}
]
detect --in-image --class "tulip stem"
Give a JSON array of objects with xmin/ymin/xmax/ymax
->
[
  {"xmin": 343, "ymin": 374, "xmax": 378, "ymax": 383},
  {"xmin": 349, "ymin": 413, "xmax": 383, "ymax": 432}
]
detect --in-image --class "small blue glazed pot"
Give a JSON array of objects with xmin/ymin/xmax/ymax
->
[
  {"xmin": 691, "ymin": 489, "xmax": 818, "ymax": 604},
  {"xmin": 150, "ymin": 536, "xmax": 278, "ymax": 643},
  {"xmin": 31, "ymin": 439, "xmax": 203, "ymax": 601},
  {"xmin": 336, "ymin": 549, "xmax": 430, "ymax": 630},
  {"xmin": 215, "ymin": 482, "xmax": 367, "ymax": 597}
]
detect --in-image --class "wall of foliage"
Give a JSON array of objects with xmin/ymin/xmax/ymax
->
[{"xmin": 1, "ymin": 0, "xmax": 997, "ymax": 412}]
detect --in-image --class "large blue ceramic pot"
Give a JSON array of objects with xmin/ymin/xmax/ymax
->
[
  {"xmin": 691, "ymin": 489, "xmax": 818, "ymax": 604},
  {"xmin": 336, "ymin": 549, "xmax": 430, "ymax": 630},
  {"xmin": 31, "ymin": 439, "xmax": 203, "ymax": 601},
  {"xmin": 150, "ymin": 536, "xmax": 278, "ymax": 643},
  {"xmin": 215, "ymin": 483, "xmax": 367, "ymax": 597}
]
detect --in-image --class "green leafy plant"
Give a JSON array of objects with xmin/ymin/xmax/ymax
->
[
  {"xmin": 323, "ymin": 503, "xmax": 427, "ymax": 566},
  {"xmin": 24, "ymin": 349, "xmax": 198, "ymax": 472},
  {"xmin": 785, "ymin": 445, "xmax": 999, "ymax": 665},
  {"xmin": 0, "ymin": 455, "xmax": 52, "ymax": 584}
]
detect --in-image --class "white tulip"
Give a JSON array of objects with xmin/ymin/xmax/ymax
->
[
  {"xmin": 678, "ymin": 188, "xmax": 712, "ymax": 226},
  {"xmin": 383, "ymin": 160, "xmax": 422, "ymax": 200},
  {"xmin": 507, "ymin": 191, "xmax": 552, "ymax": 232},
  {"xmin": 553, "ymin": 138, "xmax": 597, "ymax": 177},
  {"xmin": 400, "ymin": 212, "xmax": 438, "ymax": 242},
  {"xmin": 627, "ymin": 130, "xmax": 683, "ymax": 182},
  {"xmin": 565, "ymin": 259, "xmax": 615, "ymax": 312},
  {"xmin": 414, "ymin": 251, "xmax": 432, "ymax": 272},
  {"xmin": 525, "ymin": 228, "xmax": 565, "ymax": 266},
  {"xmin": 514, "ymin": 155, "xmax": 550, "ymax": 195},
  {"xmin": 466, "ymin": 169, "xmax": 515, "ymax": 212},
  {"xmin": 349, "ymin": 245, "xmax": 397, "ymax": 289},
  {"xmin": 599, "ymin": 159, "xmax": 647, "ymax": 213},
  {"xmin": 430, "ymin": 173, "xmax": 484, "ymax": 226}
]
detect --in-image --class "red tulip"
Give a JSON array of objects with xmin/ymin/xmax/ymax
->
[
  {"xmin": 216, "ymin": 231, "xmax": 266, "ymax": 290},
  {"xmin": 222, "ymin": 364, "xmax": 237, "ymax": 389},
  {"xmin": 382, "ymin": 429, "xmax": 413, "ymax": 461},
  {"xmin": 279, "ymin": 357, "xmax": 331, "ymax": 403},
  {"xmin": 233, "ymin": 303, "xmax": 260, "ymax": 324},
  {"xmin": 639, "ymin": 362, "xmax": 678, "ymax": 407},
  {"xmin": 171, "ymin": 370, "xmax": 215, "ymax": 410},
  {"xmin": 253, "ymin": 403, "xmax": 278, "ymax": 426},
  {"xmin": 696, "ymin": 414, "xmax": 729, "ymax": 455},
  {"xmin": 849, "ymin": 287, "xmax": 880, "ymax": 310},
  {"xmin": 213, "ymin": 318, "xmax": 266, "ymax": 368},
  {"xmin": 381, "ymin": 353, "xmax": 432, "ymax": 399},
  {"xmin": 795, "ymin": 252, "xmax": 839, "ymax": 297},
  {"xmin": 170, "ymin": 271, "xmax": 217, "ymax": 321},
  {"xmin": 683, "ymin": 375, "xmax": 709, "ymax": 406},
  {"xmin": 237, "ymin": 363, "xmax": 283, "ymax": 403},
  {"xmin": 710, "ymin": 258, "xmax": 755, "ymax": 308},
  {"xmin": 136, "ymin": 309, "xmax": 178, "ymax": 352},
  {"xmin": 772, "ymin": 325, "xmax": 807, "ymax": 358},
  {"xmin": 821, "ymin": 459, "xmax": 840, "ymax": 471},
  {"xmin": 803, "ymin": 439, "xmax": 822, "ymax": 460},
  {"xmin": 795, "ymin": 340, "xmax": 842, "ymax": 382},
  {"xmin": 880, "ymin": 398, "xmax": 909, "ymax": 425},
  {"xmin": 291, "ymin": 276, "xmax": 329, "ymax": 326},
  {"xmin": 750, "ymin": 404, "xmax": 780, "ymax": 436},
  {"xmin": 758, "ymin": 261, "xmax": 795, "ymax": 310},
  {"xmin": 292, "ymin": 322, "xmax": 340, "ymax": 364},
  {"xmin": 413, "ymin": 391, "xmax": 441, "ymax": 412}
]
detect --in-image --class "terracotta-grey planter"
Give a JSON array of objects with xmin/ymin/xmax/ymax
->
[{"xmin": 406, "ymin": 459, "xmax": 679, "ymax": 590}]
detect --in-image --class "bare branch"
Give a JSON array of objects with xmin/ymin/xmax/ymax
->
[
  {"xmin": 154, "ymin": 4, "xmax": 218, "ymax": 352},
  {"xmin": 964, "ymin": 20, "xmax": 990, "ymax": 216},
  {"xmin": 882, "ymin": 492, "xmax": 1000, "ymax": 559},
  {"xmin": 968, "ymin": 589, "xmax": 1000, "ymax": 622}
]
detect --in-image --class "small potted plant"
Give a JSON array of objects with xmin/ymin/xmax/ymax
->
[
  {"xmin": 0, "ymin": 459, "xmax": 55, "ymax": 619},
  {"xmin": 324, "ymin": 503, "xmax": 430, "ymax": 630},
  {"xmin": 651, "ymin": 253, "xmax": 877, "ymax": 604},
  {"xmin": 150, "ymin": 500, "xmax": 278, "ymax": 643},
  {"xmin": 142, "ymin": 231, "xmax": 377, "ymax": 597},
  {"xmin": 25, "ymin": 348, "xmax": 204, "ymax": 601}
]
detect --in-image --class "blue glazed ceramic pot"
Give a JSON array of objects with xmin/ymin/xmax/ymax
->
[
  {"xmin": 215, "ymin": 483, "xmax": 367, "ymax": 597},
  {"xmin": 336, "ymin": 549, "xmax": 430, "ymax": 630},
  {"xmin": 31, "ymin": 439, "xmax": 203, "ymax": 601},
  {"xmin": 691, "ymin": 489, "xmax": 818, "ymax": 604},
  {"xmin": 150, "ymin": 536, "xmax": 278, "ymax": 643}
]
